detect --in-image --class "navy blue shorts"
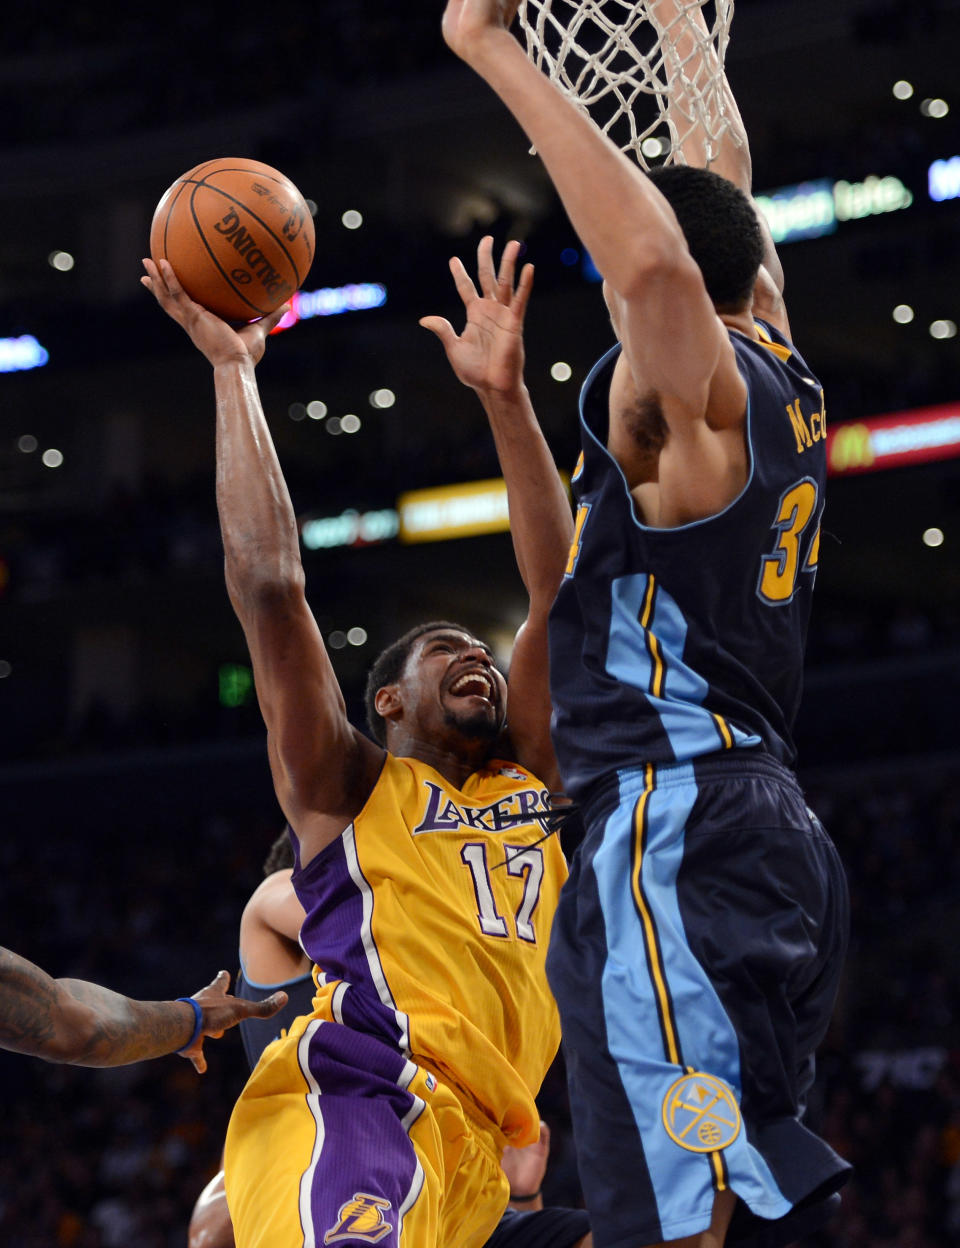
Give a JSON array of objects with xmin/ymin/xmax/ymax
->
[
  {"xmin": 486, "ymin": 1206, "xmax": 591, "ymax": 1248},
  {"xmin": 546, "ymin": 754, "xmax": 850, "ymax": 1248}
]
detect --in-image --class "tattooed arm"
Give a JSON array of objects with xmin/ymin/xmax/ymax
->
[{"xmin": 0, "ymin": 947, "xmax": 287, "ymax": 1072}]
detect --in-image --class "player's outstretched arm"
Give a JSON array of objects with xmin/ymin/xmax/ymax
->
[
  {"xmin": 440, "ymin": 3, "xmax": 731, "ymax": 428},
  {"xmin": 141, "ymin": 261, "xmax": 385, "ymax": 860},
  {"xmin": 0, "ymin": 948, "xmax": 286, "ymax": 1071},
  {"xmin": 421, "ymin": 238, "xmax": 569, "ymax": 789},
  {"xmin": 651, "ymin": 0, "xmax": 789, "ymax": 336}
]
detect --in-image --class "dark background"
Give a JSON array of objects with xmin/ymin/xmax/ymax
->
[{"xmin": 1, "ymin": 2, "xmax": 960, "ymax": 1245}]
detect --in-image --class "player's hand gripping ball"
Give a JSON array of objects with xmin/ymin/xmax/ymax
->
[{"xmin": 150, "ymin": 157, "xmax": 315, "ymax": 322}]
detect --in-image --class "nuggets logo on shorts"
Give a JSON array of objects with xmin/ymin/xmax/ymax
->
[
  {"xmin": 324, "ymin": 1193, "xmax": 393, "ymax": 1243},
  {"xmin": 662, "ymin": 1072, "xmax": 741, "ymax": 1153}
]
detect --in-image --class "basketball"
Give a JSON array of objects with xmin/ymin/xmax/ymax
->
[{"xmin": 149, "ymin": 157, "xmax": 315, "ymax": 322}]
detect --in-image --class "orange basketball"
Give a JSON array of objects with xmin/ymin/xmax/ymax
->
[{"xmin": 150, "ymin": 157, "xmax": 315, "ymax": 322}]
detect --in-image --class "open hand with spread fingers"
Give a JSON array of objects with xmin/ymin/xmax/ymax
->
[{"xmin": 420, "ymin": 236, "xmax": 533, "ymax": 398}]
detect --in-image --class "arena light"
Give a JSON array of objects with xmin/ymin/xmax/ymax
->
[
  {"xmin": 756, "ymin": 175, "xmax": 913, "ymax": 244},
  {"xmin": 398, "ymin": 473, "xmax": 571, "ymax": 544},
  {"xmin": 929, "ymin": 156, "xmax": 960, "ymax": 201},
  {"xmin": 833, "ymin": 176, "xmax": 913, "ymax": 221},
  {"xmin": 0, "ymin": 335, "xmax": 49, "ymax": 373},
  {"xmin": 219, "ymin": 663, "xmax": 254, "ymax": 708},
  {"xmin": 755, "ymin": 179, "xmax": 836, "ymax": 244},
  {"xmin": 921, "ymin": 98, "xmax": 949, "ymax": 119},
  {"xmin": 399, "ymin": 479, "xmax": 512, "ymax": 544},
  {"xmin": 270, "ymin": 282, "xmax": 388, "ymax": 333},
  {"xmin": 827, "ymin": 402, "xmax": 960, "ymax": 476},
  {"xmin": 300, "ymin": 508, "xmax": 399, "ymax": 550}
]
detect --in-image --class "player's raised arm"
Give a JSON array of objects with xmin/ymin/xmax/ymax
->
[
  {"xmin": 141, "ymin": 260, "xmax": 384, "ymax": 860},
  {"xmin": 651, "ymin": 0, "xmax": 789, "ymax": 336},
  {"xmin": 441, "ymin": 2, "xmax": 733, "ymax": 431},
  {"xmin": 421, "ymin": 237, "xmax": 570, "ymax": 789},
  {"xmin": 0, "ymin": 948, "xmax": 286, "ymax": 1071}
]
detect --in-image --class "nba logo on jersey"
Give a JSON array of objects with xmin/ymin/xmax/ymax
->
[
  {"xmin": 324, "ymin": 1193, "xmax": 393, "ymax": 1243},
  {"xmin": 425, "ymin": 1071, "xmax": 437, "ymax": 1091},
  {"xmin": 498, "ymin": 766, "xmax": 528, "ymax": 781}
]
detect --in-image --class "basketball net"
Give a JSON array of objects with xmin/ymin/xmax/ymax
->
[{"xmin": 516, "ymin": 0, "xmax": 739, "ymax": 170}]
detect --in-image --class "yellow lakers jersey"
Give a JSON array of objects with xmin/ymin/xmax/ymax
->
[{"xmin": 290, "ymin": 754, "xmax": 566, "ymax": 1149}]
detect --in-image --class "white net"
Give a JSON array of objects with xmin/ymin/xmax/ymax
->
[{"xmin": 516, "ymin": 0, "xmax": 739, "ymax": 170}]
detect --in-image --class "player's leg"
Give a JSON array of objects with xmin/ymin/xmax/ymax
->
[
  {"xmin": 642, "ymin": 1189, "xmax": 736, "ymax": 1248},
  {"xmin": 548, "ymin": 759, "xmax": 846, "ymax": 1247},
  {"xmin": 225, "ymin": 1015, "xmax": 442, "ymax": 1248},
  {"xmin": 546, "ymin": 778, "xmax": 736, "ymax": 1247},
  {"xmin": 674, "ymin": 758, "xmax": 852, "ymax": 1247}
]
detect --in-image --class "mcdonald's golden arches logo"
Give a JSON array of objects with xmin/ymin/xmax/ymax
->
[{"xmin": 829, "ymin": 423, "xmax": 874, "ymax": 473}]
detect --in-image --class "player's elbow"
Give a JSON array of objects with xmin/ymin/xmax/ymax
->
[
  {"xmin": 611, "ymin": 238, "xmax": 702, "ymax": 304},
  {"xmin": 226, "ymin": 559, "xmax": 307, "ymax": 617},
  {"xmin": 41, "ymin": 1005, "xmax": 104, "ymax": 1066}
]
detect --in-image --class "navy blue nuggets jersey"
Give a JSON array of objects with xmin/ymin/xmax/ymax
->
[{"xmin": 549, "ymin": 322, "xmax": 826, "ymax": 797}]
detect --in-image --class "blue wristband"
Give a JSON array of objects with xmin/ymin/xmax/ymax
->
[{"xmin": 175, "ymin": 997, "xmax": 204, "ymax": 1052}]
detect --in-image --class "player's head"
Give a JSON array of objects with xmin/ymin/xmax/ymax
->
[
  {"xmin": 263, "ymin": 828, "xmax": 295, "ymax": 876},
  {"xmin": 364, "ymin": 621, "xmax": 507, "ymax": 750},
  {"xmin": 645, "ymin": 165, "xmax": 765, "ymax": 312}
]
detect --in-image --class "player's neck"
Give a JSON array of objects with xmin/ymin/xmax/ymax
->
[
  {"xmin": 720, "ymin": 308, "xmax": 758, "ymax": 338},
  {"xmin": 389, "ymin": 730, "xmax": 491, "ymax": 790}
]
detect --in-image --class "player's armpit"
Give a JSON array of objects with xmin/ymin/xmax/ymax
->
[
  {"xmin": 245, "ymin": 870, "xmax": 307, "ymax": 945},
  {"xmin": 613, "ymin": 261, "xmax": 732, "ymax": 430}
]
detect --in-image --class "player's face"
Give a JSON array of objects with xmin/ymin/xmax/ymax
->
[{"xmin": 403, "ymin": 629, "xmax": 507, "ymax": 744}]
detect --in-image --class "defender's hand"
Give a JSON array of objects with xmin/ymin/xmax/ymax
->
[
  {"xmin": 179, "ymin": 970, "xmax": 287, "ymax": 1074},
  {"xmin": 420, "ymin": 236, "xmax": 533, "ymax": 397},
  {"xmin": 141, "ymin": 258, "xmax": 288, "ymax": 369}
]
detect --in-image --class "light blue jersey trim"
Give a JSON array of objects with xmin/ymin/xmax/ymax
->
[
  {"xmin": 238, "ymin": 956, "xmax": 314, "ymax": 993},
  {"xmin": 607, "ymin": 576, "xmax": 761, "ymax": 759},
  {"xmin": 592, "ymin": 764, "xmax": 792, "ymax": 1233}
]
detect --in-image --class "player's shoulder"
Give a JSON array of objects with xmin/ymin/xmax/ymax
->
[{"xmin": 243, "ymin": 868, "xmax": 295, "ymax": 920}]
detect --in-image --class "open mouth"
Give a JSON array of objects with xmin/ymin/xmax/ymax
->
[{"xmin": 448, "ymin": 670, "xmax": 496, "ymax": 703}]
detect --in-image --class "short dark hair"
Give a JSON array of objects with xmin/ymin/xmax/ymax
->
[
  {"xmin": 363, "ymin": 620, "xmax": 474, "ymax": 746},
  {"xmin": 646, "ymin": 165, "xmax": 764, "ymax": 311},
  {"xmin": 263, "ymin": 828, "xmax": 295, "ymax": 876}
]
